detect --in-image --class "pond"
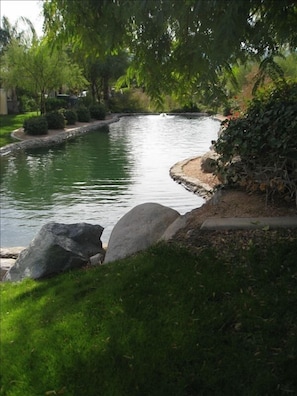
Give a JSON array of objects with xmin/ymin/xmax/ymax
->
[{"xmin": 0, "ymin": 115, "xmax": 220, "ymax": 247}]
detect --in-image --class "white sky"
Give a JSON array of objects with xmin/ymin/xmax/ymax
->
[{"xmin": 0, "ymin": 0, "xmax": 44, "ymax": 37}]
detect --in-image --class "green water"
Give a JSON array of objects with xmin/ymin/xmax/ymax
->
[{"xmin": 1, "ymin": 115, "xmax": 220, "ymax": 246}]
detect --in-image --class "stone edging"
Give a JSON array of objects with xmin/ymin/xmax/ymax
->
[
  {"xmin": 169, "ymin": 115, "xmax": 224, "ymax": 200},
  {"xmin": 0, "ymin": 115, "xmax": 121, "ymax": 157},
  {"xmin": 169, "ymin": 156, "xmax": 215, "ymax": 200}
]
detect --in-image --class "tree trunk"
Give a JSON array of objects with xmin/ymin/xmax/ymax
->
[
  {"xmin": 40, "ymin": 90, "xmax": 46, "ymax": 114},
  {"xmin": 102, "ymin": 76, "xmax": 110, "ymax": 108}
]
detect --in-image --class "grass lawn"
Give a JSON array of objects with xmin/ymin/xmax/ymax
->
[
  {"xmin": 1, "ymin": 239, "xmax": 297, "ymax": 395},
  {"xmin": 0, "ymin": 112, "xmax": 37, "ymax": 147}
]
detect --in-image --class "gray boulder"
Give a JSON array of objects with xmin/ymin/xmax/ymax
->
[
  {"xmin": 104, "ymin": 203, "xmax": 180, "ymax": 263},
  {"xmin": 160, "ymin": 213, "xmax": 189, "ymax": 241},
  {"xmin": 201, "ymin": 150, "xmax": 219, "ymax": 173},
  {"xmin": 3, "ymin": 222, "xmax": 104, "ymax": 282}
]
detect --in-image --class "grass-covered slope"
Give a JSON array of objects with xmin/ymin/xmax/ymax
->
[{"xmin": 1, "ymin": 241, "xmax": 297, "ymax": 395}]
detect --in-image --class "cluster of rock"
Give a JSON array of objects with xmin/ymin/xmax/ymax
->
[
  {"xmin": 2, "ymin": 203, "xmax": 188, "ymax": 282},
  {"xmin": 169, "ymin": 150, "xmax": 220, "ymax": 200},
  {"xmin": 2, "ymin": 115, "xmax": 221, "ymax": 282}
]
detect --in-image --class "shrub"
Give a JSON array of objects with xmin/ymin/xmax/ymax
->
[
  {"xmin": 19, "ymin": 95, "xmax": 38, "ymax": 113},
  {"xmin": 23, "ymin": 116, "xmax": 48, "ymax": 135},
  {"xmin": 108, "ymin": 89, "xmax": 148, "ymax": 113},
  {"xmin": 214, "ymin": 82, "xmax": 297, "ymax": 203},
  {"xmin": 223, "ymin": 106, "xmax": 232, "ymax": 116},
  {"xmin": 46, "ymin": 111, "xmax": 66, "ymax": 130},
  {"xmin": 89, "ymin": 103, "xmax": 106, "ymax": 120},
  {"xmin": 63, "ymin": 109, "xmax": 77, "ymax": 125},
  {"xmin": 77, "ymin": 92, "xmax": 93, "ymax": 108},
  {"xmin": 76, "ymin": 106, "xmax": 91, "ymax": 122},
  {"xmin": 45, "ymin": 98, "xmax": 67, "ymax": 112}
]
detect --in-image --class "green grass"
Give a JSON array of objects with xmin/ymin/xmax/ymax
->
[
  {"xmin": 1, "ymin": 240, "xmax": 297, "ymax": 395},
  {"xmin": 0, "ymin": 112, "xmax": 37, "ymax": 147}
]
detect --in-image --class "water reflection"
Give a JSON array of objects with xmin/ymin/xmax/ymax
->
[
  {"xmin": 1, "ymin": 116, "xmax": 220, "ymax": 246},
  {"xmin": 1, "ymin": 126, "xmax": 133, "ymax": 207}
]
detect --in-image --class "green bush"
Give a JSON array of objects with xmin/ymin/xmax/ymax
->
[
  {"xmin": 214, "ymin": 82, "xmax": 297, "ymax": 202},
  {"xmin": 77, "ymin": 92, "xmax": 93, "ymax": 108},
  {"xmin": 76, "ymin": 106, "xmax": 91, "ymax": 122},
  {"xmin": 108, "ymin": 89, "xmax": 148, "ymax": 113},
  {"xmin": 46, "ymin": 111, "xmax": 66, "ymax": 130},
  {"xmin": 19, "ymin": 95, "xmax": 38, "ymax": 113},
  {"xmin": 223, "ymin": 106, "xmax": 232, "ymax": 116},
  {"xmin": 23, "ymin": 116, "xmax": 48, "ymax": 135},
  {"xmin": 63, "ymin": 109, "xmax": 77, "ymax": 125},
  {"xmin": 89, "ymin": 103, "xmax": 106, "ymax": 120},
  {"xmin": 45, "ymin": 97, "xmax": 67, "ymax": 112}
]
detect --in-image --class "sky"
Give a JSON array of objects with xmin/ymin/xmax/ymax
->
[{"xmin": 0, "ymin": 0, "xmax": 44, "ymax": 37}]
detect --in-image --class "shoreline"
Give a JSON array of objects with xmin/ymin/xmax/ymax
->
[
  {"xmin": 169, "ymin": 157, "xmax": 217, "ymax": 201},
  {"xmin": 0, "ymin": 115, "xmax": 121, "ymax": 158},
  {"xmin": 0, "ymin": 113, "xmax": 221, "ymax": 275},
  {"xmin": 0, "ymin": 112, "xmax": 224, "ymax": 158}
]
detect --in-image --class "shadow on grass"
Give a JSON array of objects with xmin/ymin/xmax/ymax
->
[{"xmin": 1, "ymin": 240, "xmax": 297, "ymax": 395}]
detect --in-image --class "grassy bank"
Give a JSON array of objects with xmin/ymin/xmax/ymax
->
[
  {"xmin": 0, "ymin": 112, "xmax": 36, "ymax": 147},
  {"xmin": 1, "ymin": 240, "xmax": 297, "ymax": 395}
]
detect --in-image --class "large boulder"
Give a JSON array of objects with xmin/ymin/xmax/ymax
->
[
  {"xmin": 3, "ymin": 222, "xmax": 104, "ymax": 282},
  {"xmin": 104, "ymin": 203, "xmax": 180, "ymax": 263}
]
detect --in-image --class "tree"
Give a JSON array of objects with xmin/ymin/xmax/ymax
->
[
  {"xmin": 83, "ymin": 52, "xmax": 129, "ymax": 106},
  {"xmin": 0, "ymin": 15, "xmax": 37, "ymax": 54},
  {"xmin": 0, "ymin": 16, "xmax": 38, "ymax": 112},
  {"xmin": 1, "ymin": 39, "xmax": 88, "ymax": 114},
  {"xmin": 43, "ymin": 0, "xmax": 297, "ymax": 105}
]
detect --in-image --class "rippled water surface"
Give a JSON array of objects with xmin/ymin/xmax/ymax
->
[{"xmin": 1, "ymin": 115, "xmax": 220, "ymax": 246}]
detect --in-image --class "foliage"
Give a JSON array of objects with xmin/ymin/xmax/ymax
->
[
  {"xmin": 109, "ymin": 89, "xmax": 151, "ymax": 113},
  {"xmin": 1, "ymin": 39, "xmax": 88, "ymax": 114},
  {"xmin": 276, "ymin": 52, "xmax": 297, "ymax": 82},
  {"xmin": 45, "ymin": 110, "xmax": 66, "ymax": 129},
  {"xmin": 0, "ymin": 15, "xmax": 37, "ymax": 55},
  {"xmin": 63, "ymin": 109, "xmax": 77, "ymax": 125},
  {"xmin": 170, "ymin": 103, "xmax": 201, "ymax": 113},
  {"xmin": 78, "ymin": 52, "xmax": 129, "ymax": 105},
  {"xmin": 214, "ymin": 82, "xmax": 297, "ymax": 203},
  {"xmin": 109, "ymin": 88, "xmax": 205, "ymax": 113},
  {"xmin": 19, "ymin": 94, "xmax": 39, "ymax": 113},
  {"xmin": 43, "ymin": 0, "xmax": 297, "ymax": 105},
  {"xmin": 76, "ymin": 106, "xmax": 90, "ymax": 122},
  {"xmin": 45, "ymin": 97, "xmax": 67, "ymax": 112},
  {"xmin": 77, "ymin": 92, "xmax": 93, "ymax": 108},
  {"xmin": 23, "ymin": 115, "xmax": 48, "ymax": 135},
  {"xmin": 252, "ymin": 56, "xmax": 286, "ymax": 95},
  {"xmin": 89, "ymin": 103, "xmax": 106, "ymax": 120},
  {"xmin": 1, "ymin": 239, "xmax": 297, "ymax": 395},
  {"xmin": 222, "ymin": 52, "xmax": 297, "ymax": 115}
]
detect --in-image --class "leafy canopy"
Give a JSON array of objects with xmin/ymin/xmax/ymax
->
[{"xmin": 43, "ymin": 0, "xmax": 297, "ymax": 103}]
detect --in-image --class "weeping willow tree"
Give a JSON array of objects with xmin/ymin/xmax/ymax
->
[{"xmin": 43, "ymin": 0, "xmax": 297, "ymax": 106}]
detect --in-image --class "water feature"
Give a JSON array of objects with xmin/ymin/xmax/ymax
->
[{"xmin": 0, "ymin": 115, "xmax": 220, "ymax": 246}]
